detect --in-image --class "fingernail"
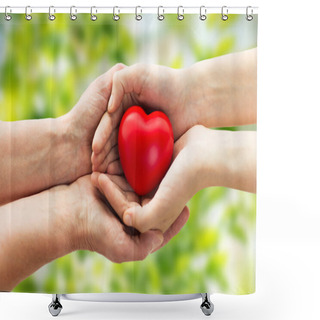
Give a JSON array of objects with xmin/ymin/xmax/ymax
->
[
  {"xmin": 124, "ymin": 213, "xmax": 132, "ymax": 227},
  {"xmin": 107, "ymin": 95, "xmax": 113, "ymax": 111}
]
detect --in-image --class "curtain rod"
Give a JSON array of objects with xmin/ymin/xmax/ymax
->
[{"xmin": 0, "ymin": 6, "xmax": 258, "ymax": 15}]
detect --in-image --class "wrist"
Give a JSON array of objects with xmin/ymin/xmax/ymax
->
[
  {"xmin": 50, "ymin": 182, "xmax": 85, "ymax": 253},
  {"xmin": 56, "ymin": 113, "xmax": 91, "ymax": 183},
  {"xmin": 202, "ymin": 130, "xmax": 226, "ymax": 188},
  {"xmin": 183, "ymin": 59, "xmax": 228, "ymax": 129},
  {"xmin": 179, "ymin": 125, "xmax": 215, "ymax": 192},
  {"xmin": 193, "ymin": 127, "xmax": 220, "ymax": 189},
  {"xmin": 203, "ymin": 130, "xmax": 256, "ymax": 192},
  {"xmin": 178, "ymin": 65, "xmax": 209, "ymax": 129}
]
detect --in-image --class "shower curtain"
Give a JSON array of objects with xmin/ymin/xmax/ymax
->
[{"xmin": 0, "ymin": 9, "xmax": 257, "ymax": 296}]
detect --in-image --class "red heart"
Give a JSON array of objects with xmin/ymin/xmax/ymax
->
[{"xmin": 118, "ymin": 106, "xmax": 174, "ymax": 196}]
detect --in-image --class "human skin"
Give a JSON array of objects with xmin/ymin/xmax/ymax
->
[
  {"xmin": 0, "ymin": 63, "xmax": 190, "ymax": 290},
  {"xmin": 91, "ymin": 48, "xmax": 257, "ymax": 172},
  {"xmin": 92, "ymin": 126, "xmax": 256, "ymax": 234},
  {"xmin": 0, "ymin": 175, "xmax": 189, "ymax": 291},
  {"xmin": 0, "ymin": 63, "xmax": 126, "ymax": 205},
  {"xmin": 90, "ymin": 49, "xmax": 257, "ymax": 233}
]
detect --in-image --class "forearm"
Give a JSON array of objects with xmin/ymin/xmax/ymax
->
[
  {"xmin": 184, "ymin": 48, "xmax": 257, "ymax": 128},
  {"xmin": 202, "ymin": 129, "xmax": 256, "ymax": 193},
  {"xmin": 0, "ymin": 184, "xmax": 79, "ymax": 291},
  {"xmin": 0, "ymin": 116, "xmax": 86, "ymax": 204}
]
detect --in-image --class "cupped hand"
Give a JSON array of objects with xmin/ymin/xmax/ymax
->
[
  {"xmin": 70, "ymin": 175, "xmax": 190, "ymax": 262},
  {"xmin": 61, "ymin": 63, "xmax": 126, "ymax": 179},
  {"xmin": 91, "ymin": 63, "xmax": 199, "ymax": 172},
  {"xmin": 92, "ymin": 125, "xmax": 211, "ymax": 234},
  {"xmin": 107, "ymin": 63, "xmax": 197, "ymax": 139}
]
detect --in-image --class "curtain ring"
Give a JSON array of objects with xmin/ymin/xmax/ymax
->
[
  {"xmin": 221, "ymin": 6, "xmax": 228, "ymax": 21},
  {"xmin": 49, "ymin": 6, "xmax": 56, "ymax": 21},
  {"xmin": 70, "ymin": 6, "xmax": 77, "ymax": 21},
  {"xmin": 177, "ymin": 6, "xmax": 184, "ymax": 21},
  {"xmin": 199, "ymin": 6, "xmax": 207, "ymax": 21},
  {"xmin": 4, "ymin": 6, "xmax": 12, "ymax": 21},
  {"xmin": 90, "ymin": 6, "xmax": 97, "ymax": 21},
  {"xmin": 25, "ymin": 6, "xmax": 32, "ymax": 21},
  {"xmin": 135, "ymin": 6, "xmax": 142, "ymax": 21},
  {"xmin": 113, "ymin": 6, "xmax": 120, "ymax": 21},
  {"xmin": 157, "ymin": 6, "xmax": 165, "ymax": 21},
  {"xmin": 246, "ymin": 6, "xmax": 253, "ymax": 21}
]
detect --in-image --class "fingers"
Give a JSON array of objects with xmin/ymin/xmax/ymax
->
[
  {"xmin": 132, "ymin": 230, "xmax": 164, "ymax": 260},
  {"xmin": 115, "ymin": 230, "xmax": 163, "ymax": 263},
  {"xmin": 117, "ymin": 206, "xmax": 189, "ymax": 260},
  {"xmin": 91, "ymin": 172, "xmax": 106, "ymax": 196},
  {"xmin": 106, "ymin": 174, "xmax": 134, "ymax": 192},
  {"xmin": 92, "ymin": 130, "xmax": 118, "ymax": 172},
  {"xmin": 97, "ymin": 173, "xmax": 137, "ymax": 220},
  {"xmin": 92, "ymin": 65, "xmax": 142, "ymax": 172},
  {"xmin": 94, "ymin": 203, "xmax": 161, "ymax": 263},
  {"xmin": 126, "ymin": 206, "xmax": 190, "ymax": 259},
  {"xmin": 123, "ymin": 157, "xmax": 191, "ymax": 233},
  {"xmin": 93, "ymin": 63, "xmax": 127, "ymax": 102},
  {"xmin": 122, "ymin": 194, "xmax": 170, "ymax": 233},
  {"xmin": 92, "ymin": 102, "xmax": 124, "ymax": 174},
  {"xmin": 92, "ymin": 104, "xmax": 123, "ymax": 156},
  {"xmin": 92, "ymin": 112, "xmax": 113, "ymax": 155},
  {"xmin": 108, "ymin": 64, "xmax": 144, "ymax": 113},
  {"xmin": 123, "ymin": 198, "xmax": 173, "ymax": 234},
  {"xmin": 92, "ymin": 144, "xmax": 120, "ymax": 173},
  {"xmin": 104, "ymin": 145, "xmax": 119, "ymax": 168},
  {"xmin": 107, "ymin": 160, "xmax": 123, "ymax": 175},
  {"xmin": 92, "ymin": 65, "xmax": 127, "ymax": 165},
  {"xmin": 91, "ymin": 171, "xmax": 99, "ymax": 187}
]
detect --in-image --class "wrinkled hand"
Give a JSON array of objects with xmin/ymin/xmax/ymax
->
[
  {"xmin": 91, "ymin": 63, "xmax": 198, "ymax": 172},
  {"xmin": 62, "ymin": 63, "xmax": 126, "ymax": 178},
  {"xmin": 92, "ymin": 125, "xmax": 210, "ymax": 233},
  {"xmin": 70, "ymin": 175, "xmax": 190, "ymax": 261}
]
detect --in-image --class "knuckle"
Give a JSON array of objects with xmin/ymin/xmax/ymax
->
[
  {"xmin": 90, "ymin": 76, "xmax": 104, "ymax": 91},
  {"xmin": 133, "ymin": 62, "xmax": 148, "ymax": 73},
  {"xmin": 132, "ymin": 62, "xmax": 143, "ymax": 69},
  {"xmin": 114, "ymin": 62, "xmax": 126, "ymax": 70}
]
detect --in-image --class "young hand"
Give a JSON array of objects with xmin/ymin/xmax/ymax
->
[
  {"xmin": 91, "ymin": 64, "xmax": 196, "ymax": 171},
  {"xmin": 92, "ymin": 48, "xmax": 257, "ymax": 170},
  {"xmin": 92, "ymin": 126, "xmax": 256, "ymax": 233},
  {"xmin": 92, "ymin": 125, "xmax": 211, "ymax": 233}
]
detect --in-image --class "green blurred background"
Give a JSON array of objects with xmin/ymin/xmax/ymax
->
[{"xmin": 0, "ymin": 13, "xmax": 257, "ymax": 294}]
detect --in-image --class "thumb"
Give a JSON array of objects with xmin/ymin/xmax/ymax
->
[
  {"xmin": 123, "ymin": 189, "xmax": 186, "ymax": 234},
  {"xmin": 123, "ymin": 146, "xmax": 194, "ymax": 233}
]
